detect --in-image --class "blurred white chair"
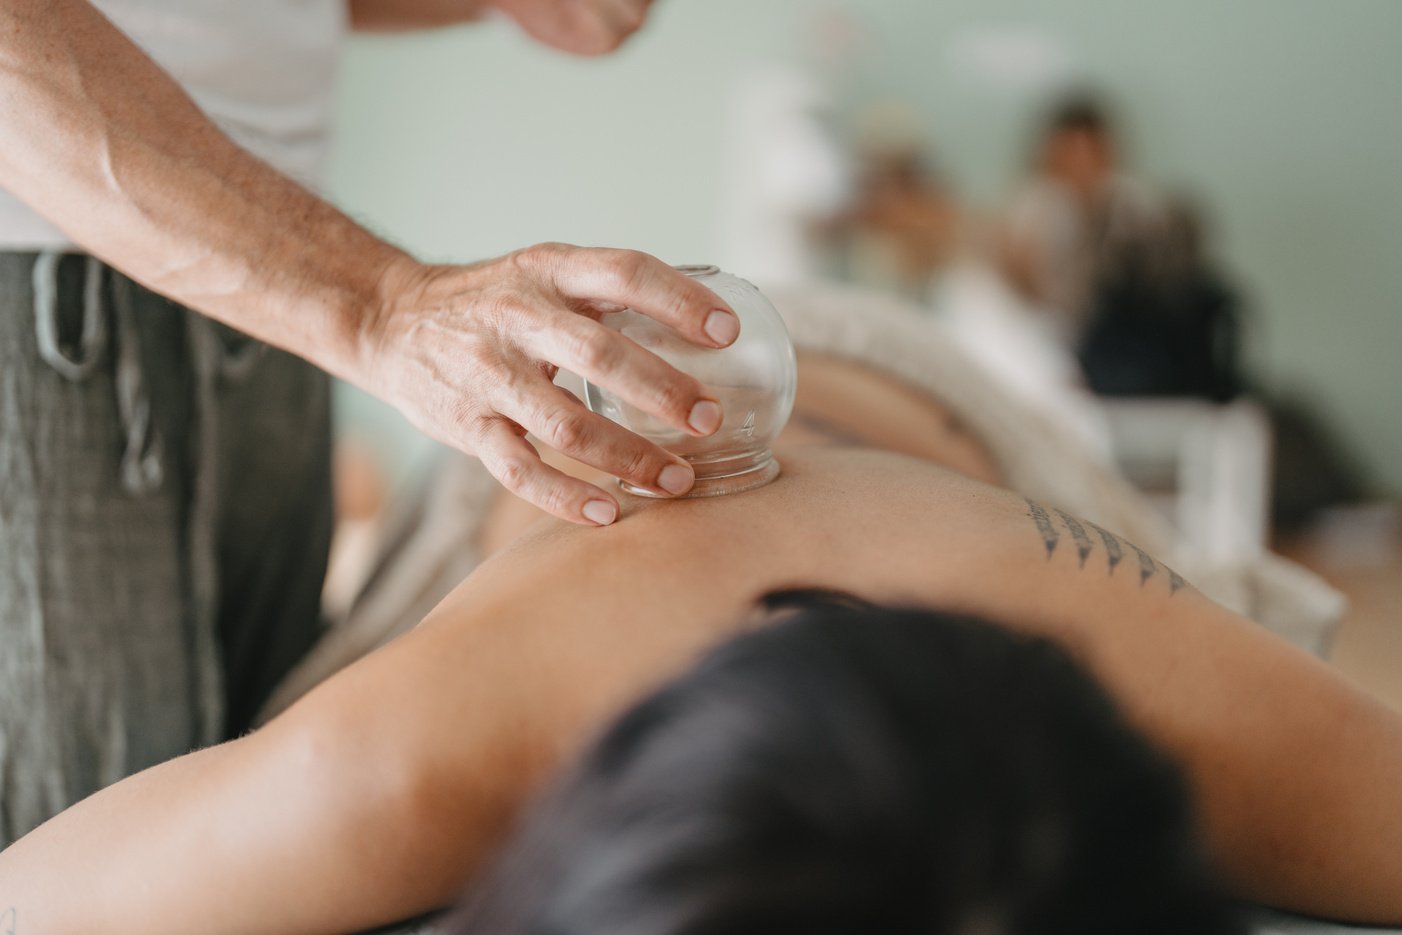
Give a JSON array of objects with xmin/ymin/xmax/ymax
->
[{"xmin": 1098, "ymin": 397, "xmax": 1273, "ymax": 565}]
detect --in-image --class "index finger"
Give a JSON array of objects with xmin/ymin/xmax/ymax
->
[{"xmin": 547, "ymin": 248, "xmax": 741, "ymax": 350}]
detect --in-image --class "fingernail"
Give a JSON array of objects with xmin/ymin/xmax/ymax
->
[
  {"xmin": 703, "ymin": 309, "xmax": 740, "ymax": 346},
  {"xmin": 658, "ymin": 463, "xmax": 694, "ymax": 496},
  {"xmin": 687, "ymin": 399, "xmax": 723, "ymax": 435},
  {"xmin": 582, "ymin": 499, "xmax": 617, "ymax": 526}
]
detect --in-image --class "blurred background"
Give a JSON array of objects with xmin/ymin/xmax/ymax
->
[{"xmin": 325, "ymin": 0, "xmax": 1401, "ymax": 701}]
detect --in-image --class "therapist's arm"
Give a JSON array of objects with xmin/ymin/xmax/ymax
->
[
  {"xmin": 348, "ymin": 0, "xmax": 487, "ymax": 31},
  {"xmin": 0, "ymin": 0, "xmax": 732, "ymax": 523},
  {"xmin": 349, "ymin": 0, "xmax": 654, "ymax": 55}
]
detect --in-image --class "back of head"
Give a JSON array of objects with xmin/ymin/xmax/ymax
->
[
  {"xmin": 451, "ymin": 598, "xmax": 1244, "ymax": 935},
  {"xmin": 1045, "ymin": 93, "xmax": 1113, "ymax": 139}
]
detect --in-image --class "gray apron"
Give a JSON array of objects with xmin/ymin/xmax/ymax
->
[{"xmin": 0, "ymin": 252, "xmax": 332, "ymax": 845}]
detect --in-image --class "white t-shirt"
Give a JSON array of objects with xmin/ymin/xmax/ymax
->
[{"xmin": 0, "ymin": 0, "xmax": 346, "ymax": 249}]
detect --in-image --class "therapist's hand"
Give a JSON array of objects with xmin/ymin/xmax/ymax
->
[
  {"xmin": 362, "ymin": 243, "xmax": 740, "ymax": 526},
  {"xmin": 487, "ymin": 0, "xmax": 655, "ymax": 56}
]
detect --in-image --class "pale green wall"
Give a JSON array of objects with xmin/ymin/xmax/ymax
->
[{"xmin": 328, "ymin": 0, "xmax": 1402, "ymax": 493}]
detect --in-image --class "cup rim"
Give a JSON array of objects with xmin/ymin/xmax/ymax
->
[{"xmin": 673, "ymin": 264, "xmax": 721, "ymax": 277}]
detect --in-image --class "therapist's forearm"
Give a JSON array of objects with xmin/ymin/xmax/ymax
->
[
  {"xmin": 349, "ymin": 0, "xmax": 487, "ymax": 31},
  {"xmin": 0, "ymin": 0, "xmax": 410, "ymax": 383}
]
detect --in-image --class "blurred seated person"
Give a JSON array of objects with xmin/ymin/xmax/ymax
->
[
  {"xmin": 824, "ymin": 131, "xmax": 960, "ymax": 301},
  {"xmin": 1001, "ymin": 95, "xmax": 1380, "ymax": 534},
  {"xmin": 1000, "ymin": 94, "xmax": 1244, "ymax": 400},
  {"xmin": 998, "ymin": 95, "xmax": 1239, "ymax": 398},
  {"xmin": 1000, "ymin": 93, "xmax": 1164, "ymax": 343}
]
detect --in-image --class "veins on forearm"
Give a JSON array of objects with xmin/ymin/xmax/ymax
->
[{"xmin": 1025, "ymin": 499, "xmax": 1187, "ymax": 595}]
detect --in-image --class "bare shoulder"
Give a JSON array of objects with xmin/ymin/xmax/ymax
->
[
  {"xmin": 429, "ymin": 447, "xmax": 1038, "ymax": 634},
  {"xmin": 329, "ymin": 444, "xmax": 1241, "ymax": 786}
]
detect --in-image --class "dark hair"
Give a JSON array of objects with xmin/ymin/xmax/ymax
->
[
  {"xmin": 1044, "ymin": 92, "xmax": 1114, "ymax": 139},
  {"xmin": 450, "ymin": 598, "xmax": 1243, "ymax": 935}
]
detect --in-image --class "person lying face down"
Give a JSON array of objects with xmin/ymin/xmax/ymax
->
[
  {"xmin": 450, "ymin": 594, "xmax": 1246, "ymax": 935},
  {"xmin": 3, "ymin": 362, "xmax": 1401, "ymax": 933}
]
